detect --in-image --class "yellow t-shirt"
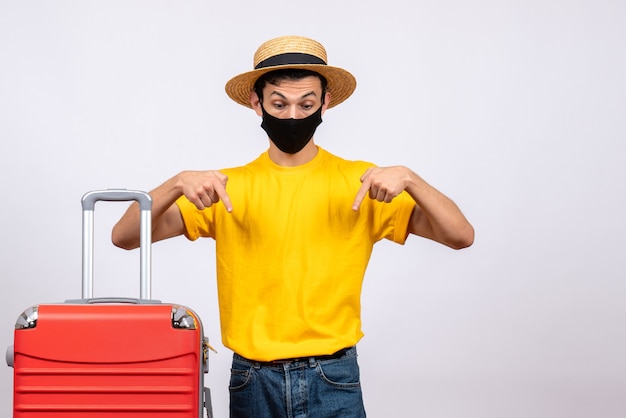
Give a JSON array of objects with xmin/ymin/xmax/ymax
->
[{"xmin": 176, "ymin": 147, "xmax": 414, "ymax": 361}]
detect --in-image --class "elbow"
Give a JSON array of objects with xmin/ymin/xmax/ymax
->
[
  {"xmin": 448, "ymin": 224, "xmax": 475, "ymax": 250},
  {"xmin": 111, "ymin": 224, "xmax": 138, "ymax": 250}
]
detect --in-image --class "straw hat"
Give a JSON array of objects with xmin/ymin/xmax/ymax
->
[{"xmin": 225, "ymin": 35, "xmax": 356, "ymax": 109}]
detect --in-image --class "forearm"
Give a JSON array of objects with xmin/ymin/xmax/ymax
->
[
  {"xmin": 111, "ymin": 175, "xmax": 185, "ymax": 250},
  {"xmin": 404, "ymin": 169, "xmax": 474, "ymax": 249}
]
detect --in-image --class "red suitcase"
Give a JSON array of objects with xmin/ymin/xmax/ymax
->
[{"xmin": 6, "ymin": 190, "xmax": 213, "ymax": 417}]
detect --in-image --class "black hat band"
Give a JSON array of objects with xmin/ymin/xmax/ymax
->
[{"xmin": 255, "ymin": 53, "xmax": 327, "ymax": 69}]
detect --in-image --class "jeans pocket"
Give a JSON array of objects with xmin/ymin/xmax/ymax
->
[
  {"xmin": 316, "ymin": 357, "xmax": 361, "ymax": 388},
  {"xmin": 229, "ymin": 366, "xmax": 253, "ymax": 392}
]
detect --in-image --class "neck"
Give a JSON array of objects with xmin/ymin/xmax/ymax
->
[{"xmin": 268, "ymin": 141, "xmax": 319, "ymax": 167}]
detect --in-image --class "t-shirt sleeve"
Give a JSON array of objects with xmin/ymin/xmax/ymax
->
[
  {"xmin": 390, "ymin": 191, "xmax": 415, "ymax": 244},
  {"xmin": 364, "ymin": 189, "xmax": 415, "ymax": 245},
  {"xmin": 175, "ymin": 195, "xmax": 215, "ymax": 241}
]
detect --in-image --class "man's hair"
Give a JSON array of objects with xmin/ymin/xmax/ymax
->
[{"xmin": 253, "ymin": 69, "xmax": 328, "ymax": 103}]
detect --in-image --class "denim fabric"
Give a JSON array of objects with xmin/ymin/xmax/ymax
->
[{"xmin": 229, "ymin": 346, "xmax": 366, "ymax": 418}]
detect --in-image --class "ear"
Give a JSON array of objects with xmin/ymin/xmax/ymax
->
[
  {"xmin": 321, "ymin": 91, "xmax": 331, "ymax": 115},
  {"xmin": 250, "ymin": 90, "xmax": 263, "ymax": 116}
]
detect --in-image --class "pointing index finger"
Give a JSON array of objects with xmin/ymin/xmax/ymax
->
[
  {"xmin": 353, "ymin": 176, "xmax": 371, "ymax": 211},
  {"xmin": 214, "ymin": 180, "xmax": 233, "ymax": 213}
]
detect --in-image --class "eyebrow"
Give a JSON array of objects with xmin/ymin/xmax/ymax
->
[{"xmin": 269, "ymin": 90, "xmax": 317, "ymax": 100}]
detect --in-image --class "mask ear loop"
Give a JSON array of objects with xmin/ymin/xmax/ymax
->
[{"xmin": 256, "ymin": 91, "xmax": 268, "ymax": 116}]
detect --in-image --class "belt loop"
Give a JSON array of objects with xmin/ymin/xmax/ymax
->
[
  {"xmin": 309, "ymin": 357, "xmax": 316, "ymax": 368},
  {"xmin": 253, "ymin": 361, "xmax": 261, "ymax": 370}
]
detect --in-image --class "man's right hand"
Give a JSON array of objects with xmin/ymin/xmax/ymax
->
[
  {"xmin": 112, "ymin": 169, "xmax": 232, "ymax": 250},
  {"xmin": 178, "ymin": 170, "xmax": 233, "ymax": 212}
]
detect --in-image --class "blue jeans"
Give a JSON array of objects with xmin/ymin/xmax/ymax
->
[{"xmin": 229, "ymin": 346, "xmax": 366, "ymax": 418}]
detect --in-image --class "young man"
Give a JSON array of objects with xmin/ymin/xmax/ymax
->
[{"xmin": 112, "ymin": 35, "xmax": 474, "ymax": 417}]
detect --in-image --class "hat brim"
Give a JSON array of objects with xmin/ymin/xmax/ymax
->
[{"xmin": 225, "ymin": 64, "xmax": 356, "ymax": 109}]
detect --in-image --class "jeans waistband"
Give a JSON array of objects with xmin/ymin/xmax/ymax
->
[{"xmin": 234, "ymin": 346, "xmax": 355, "ymax": 367}]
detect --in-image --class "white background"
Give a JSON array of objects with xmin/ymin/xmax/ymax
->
[{"xmin": 1, "ymin": 1, "xmax": 625, "ymax": 417}]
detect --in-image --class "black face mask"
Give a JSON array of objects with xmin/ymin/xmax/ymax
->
[{"xmin": 260, "ymin": 105, "xmax": 323, "ymax": 154}]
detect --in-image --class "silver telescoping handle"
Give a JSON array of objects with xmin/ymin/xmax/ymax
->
[{"xmin": 81, "ymin": 189, "xmax": 153, "ymax": 300}]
